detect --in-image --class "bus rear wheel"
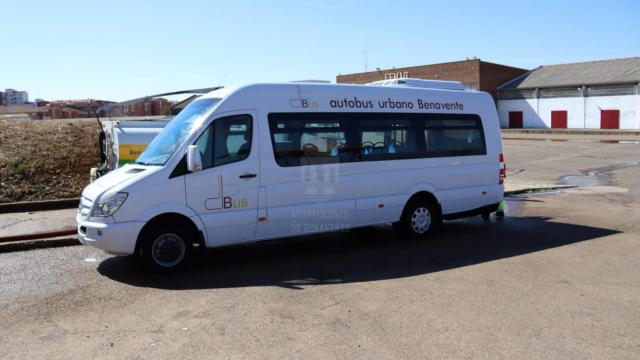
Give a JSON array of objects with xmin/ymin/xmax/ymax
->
[{"xmin": 394, "ymin": 199, "xmax": 439, "ymax": 239}]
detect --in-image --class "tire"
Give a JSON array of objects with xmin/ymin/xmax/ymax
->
[
  {"xmin": 395, "ymin": 199, "xmax": 440, "ymax": 239},
  {"xmin": 139, "ymin": 224, "xmax": 193, "ymax": 271}
]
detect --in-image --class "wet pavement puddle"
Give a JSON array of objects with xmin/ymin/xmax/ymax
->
[{"xmin": 560, "ymin": 161, "xmax": 639, "ymax": 187}]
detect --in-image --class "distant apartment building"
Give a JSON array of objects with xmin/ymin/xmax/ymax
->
[{"xmin": 4, "ymin": 88, "xmax": 29, "ymax": 105}]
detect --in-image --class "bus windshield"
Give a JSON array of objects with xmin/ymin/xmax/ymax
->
[{"xmin": 135, "ymin": 98, "xmax": 220, "ymax": 166}]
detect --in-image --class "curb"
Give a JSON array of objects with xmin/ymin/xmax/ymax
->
[
  {"xmin": 501, "ymin": 129, "xmax": 640, "ymax": 136},
  {"xmin": 504, "ymin": 185, "xmax": 577, "ymax": 196},
  {"xmin": 0, "ymin": 228, "xmax": 77, "ymax": 243},
  {"xmin": 0, "ymin": 237, "xmax": 80, "ymax": 254},
  {"xmin": 0, "ymin": 198, "xmax": 80, "ymax": 214}
]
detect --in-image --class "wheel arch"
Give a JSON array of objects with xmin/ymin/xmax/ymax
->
[
  {"xmin": 135, "ymin": 212, "xmax": 204, "ymax": 253},
  {"xmin": 135, "ymin": 204, "xmax": 207, "ymax": 237},
  {"xmin": 402, "ymin": 191, "xmax": 443, "ymax": 222}
]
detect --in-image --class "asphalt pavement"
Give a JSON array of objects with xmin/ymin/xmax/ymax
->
[{"xmin": 1, "ymin": 139, "xmax": 639, "ymax": 359}]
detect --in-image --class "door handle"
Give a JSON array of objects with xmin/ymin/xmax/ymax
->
[{"xmin": 239, "ymin": 173, "xmax": 257, "ymax": 179}]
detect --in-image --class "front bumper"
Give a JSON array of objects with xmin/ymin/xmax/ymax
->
[{"xmin": 76, "ymin": 214, "xmax": 144, "ymax": 255}]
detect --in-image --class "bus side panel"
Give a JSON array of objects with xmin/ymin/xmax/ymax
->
[{"xmin": 342, "ymin": 158, "xmax": 499, "ymax": 217}]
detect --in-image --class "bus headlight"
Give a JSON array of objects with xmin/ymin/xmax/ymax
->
[{"xmin": 91, "ymin": 192, "xmax": 128, "ymax": 217}]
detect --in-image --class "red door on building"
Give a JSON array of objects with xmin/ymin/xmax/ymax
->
[
  {"xmin": 509, "ymin": 111, "xmax": 523, "ymax": 128},
  {"xmin": 601, "ymin": 110, "xmax": 620, "ymax": 129},
  {"xmin": 551, "ymin": 110, "xmax": 568, "ymax": 128}
]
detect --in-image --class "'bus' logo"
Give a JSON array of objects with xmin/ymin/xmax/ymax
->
[
  {"xmin": 223, "ymin": 197, "xmax": 248, "ymax": 209},
  {"xmin": 290, "ymin": 98, "xmax": 318, "ymax": 109}
]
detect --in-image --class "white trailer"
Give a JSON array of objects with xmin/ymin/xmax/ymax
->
[{"xmin": 92, "ymin": 88, "xmax": 221, "ymax": 179}]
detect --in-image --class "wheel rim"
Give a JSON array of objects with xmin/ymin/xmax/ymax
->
[
  {"xmin": 411, "ymin": 207, "xmax": 431, "ymax": 234},
  {"xmin": 151, "ymin": 233, "xmax": 186, "ymax": 267}
]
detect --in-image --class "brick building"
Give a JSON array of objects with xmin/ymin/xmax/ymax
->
[
  {"xmin": 336, "ymin": 59, "xmax": 528, "ymax": 101},
  {"xmin": 45, "ymin": 99, "xmax": 114, "ymax": 119},
  {"xmin": 110, "ymin": 98, "xmax": 172, "ymax": 117},
  {"xmin": 48, "ymin": 107, "xmax": 88, "ymax": 119}
]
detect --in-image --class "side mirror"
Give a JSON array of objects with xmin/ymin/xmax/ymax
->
[{"xmin": 186, "ymin": 145, "xmax": 203, "ymax": 172}]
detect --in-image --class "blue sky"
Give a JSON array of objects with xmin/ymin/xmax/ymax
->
[{"xmin": 2, "ymin": 0, "xmax": 639, "ymax": 101}]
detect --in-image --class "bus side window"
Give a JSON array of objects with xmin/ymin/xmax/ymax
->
[
  {"xmin": 424, "ymin": 118, "xmax": 485, "ymax": 157},
  {"xmin": 358, "ymin": 119, "xmax": 417, "ymax": 158},
  {"xmin": 214, "ymin": 115, "xmax": 253, "ymax": 167},
  {"xmin": 193, "ymin": 114, "xmax": 253, "ymax": 170}
]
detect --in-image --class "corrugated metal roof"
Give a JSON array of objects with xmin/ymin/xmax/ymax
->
[{"xmin": 499, "ymin": 57, "xmax": 640, "ymax": 89}]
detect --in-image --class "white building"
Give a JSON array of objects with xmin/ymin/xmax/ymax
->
[
  {"xmin": 4, "ymin": 88, "xmax": 29, "ymax": 105},
  {"xmin": 497, "ymin": 57, "xmax": 640, "ymax": 129}
]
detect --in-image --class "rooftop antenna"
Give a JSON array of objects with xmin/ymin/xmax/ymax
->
[
  {"xmin": 363, "ymin": 50, "xmax": 368, "ymax": 72},
  {"xmin": 217, "ymin": 69, "xmax": 229, "ymax": 87}
]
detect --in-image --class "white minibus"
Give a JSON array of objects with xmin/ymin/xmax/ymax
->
[{"xmin": 77, "ymin": 79, "xmax": 505, "ymax": 270}]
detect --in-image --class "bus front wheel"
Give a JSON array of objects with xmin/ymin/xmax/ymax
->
[{"xmin": 139, "ymin": 224, "xmax": 193, "ymax": 271}]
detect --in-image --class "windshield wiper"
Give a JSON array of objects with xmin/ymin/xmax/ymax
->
[{"xmin": 133, "ymin": 161, "xmax": 158, "ymax": 166}]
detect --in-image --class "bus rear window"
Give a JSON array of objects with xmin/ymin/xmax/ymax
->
[{"xmin": 424, "ymin": 119, "xmax": 485, "ymax": 157}]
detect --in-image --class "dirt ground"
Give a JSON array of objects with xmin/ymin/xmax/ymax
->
[{"xmin": 0, "ymin": 119, "xmax": 100, "ymax": 203}]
